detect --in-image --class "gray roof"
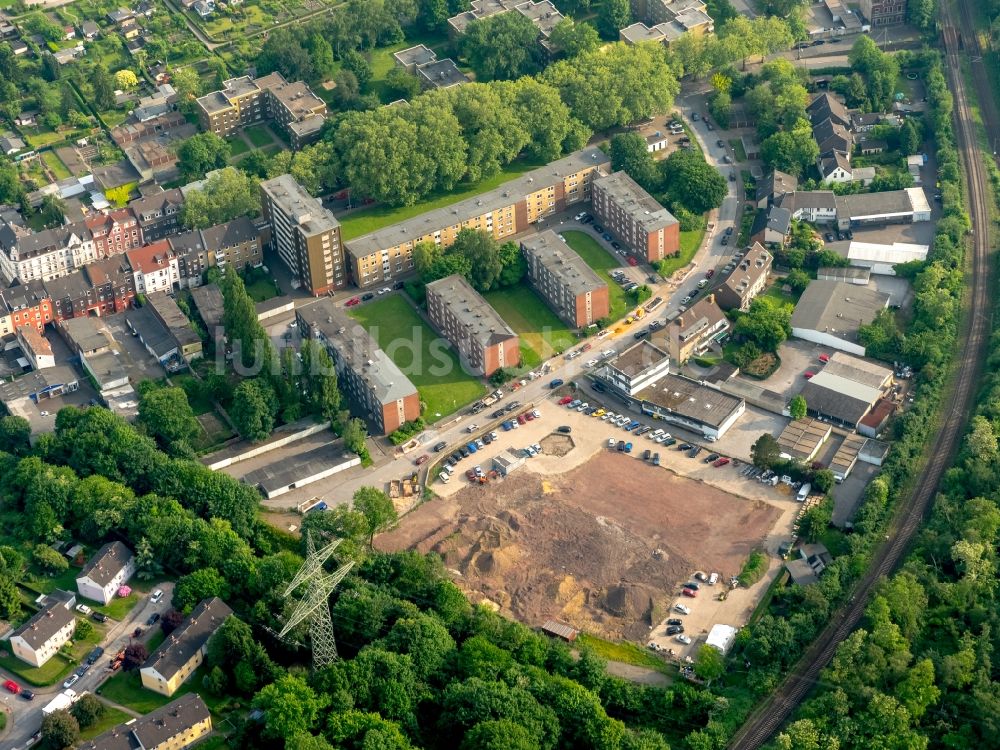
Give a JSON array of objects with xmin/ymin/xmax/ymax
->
[
  {"xmin": 786, "ymin": 558, "xmax": 819, "ymax": 585},
  {"xmin": 777, "ymin": 190, "xmax": 837, "ymax": 213},
  {"xmin": 817, "ymin": 265, "xmax": 870, "ymax": 283},
  {"xmin": 346, "ymin": 146, "xmax": 610, "ymax": 260},
  {"xmin": 168, "ymin": 228, "xmax": 205, "ymax": 257},
  {"xmin": 637, "ymin": 373, "xmax": 744, "ymax": 429},
  {"xmin": 807, "ymin": 93, "xmax": 851, "ymax": 128},
  {"xmin": 756, "ymin": 170, "xmax": 797, "ymax": 203},
  {"xmin": 790, "ymin": 280, "xmax": 889, "ymax": 339},
  {"xmin": 85, "ymin": 350, "xmax": 128, "ymax": 389},
  {"xmin": 821, "ymin": 350, "xmax": 892, "ymax": 389},
  {"xmin": 77, "ymin": 694, "xmax": 210, "ymax": 750},
  {"xmin": 130, "ymin": 188, "xmax": 184, "ymax": 223},
  {"xmin": 521, "ymin": 229, "xmax": 606, "ymax": 297},
  {"xmin": 60, "ymin": 316, "xmax": 111, "ymax": 353},
  {"xmin": 834, "ymin": 189, "xmax": 927, "ymax": 221},
  {"xmin": 298, "ymin": 298, "xmax": 419, "ymax": 405},
  {"xmin": 146, "ymin": 292, "xmax": 201, "ymax": 349},
  {"xmin": 751, "ymin": 206, "xmax": 791, "ymax": 238},
  {"xmin": 820, "ymin": 151, "xmax": 852, "ymax": 177},
  {"xmin": 78, "ymin": 542, "xmax": 133, "ymax": 588},
  {"xmin": 609, "ymin": 339, "xmax": 670, "ymax": 378},
  {"xmin": 260, "ymin": 175, "xmax": 340, "ymax": 238},
  {"xmin": 593, "ymin": 171, "xmax": 679, "ymax": 233},
  {"xmin": 515, "ymin": 0, "xmax": 564, "ymax": 36},
  {"xmin": 5, "ymin": 222, "xmax": 92, "ymax": 262},
  {"xmin": 813, "ymin": 119, "xmax": 853, "ymax": 153},
  {"xmin": 719, "ymin": 242, "xmax": 770, "ymax": 301},
  {"xmin": 126, "ymin": 305, "xmax": 176, "ymax": 358},
  {"xmin": 416, "ymin": 58, "xmax": 470, "ymax": 88},
  {"xmin": 190, "ymin": 283, "xmax": 225, "ymax": 329},
  {"xmin": 200, "ymin": 216, "xmax": 259, "ymax": 251},
  {"xmin": 798, "ymin": 378, "xmax": 876, "ymax": 426},
  {"xmin": 142, "ymin": 597, "xmax": 232, "ymax": 681},
  {"xmin": 10, "ymin": 596, "xmax": 75, "ymax": 649},
  {"xmin": 393, "ymin": 44, "xmax": 437, "ymax": 68},
  {"xmin": 0, "ymin": 365, "xmax": 80, "ymax": 403},
  {"xmin": 426, "ymin": 274, "xmax": 518, "ymax": 348}
]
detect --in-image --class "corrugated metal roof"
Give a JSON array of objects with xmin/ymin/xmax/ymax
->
[
  {"xmin": 807, "ymin": 370, "xmax": 881, "ymax": 405},
  {"xmin": 541, "ymin": 620, "xmax": 579, "ymax": 641}
]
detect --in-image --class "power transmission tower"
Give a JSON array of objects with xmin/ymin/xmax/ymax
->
[{"xmin": 278, "ymin": 532, "xmax": 354, "ymax": 670}]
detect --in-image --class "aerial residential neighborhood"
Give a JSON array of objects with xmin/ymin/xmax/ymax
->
[{"xmin": 0, "ymin": 0, "xmax": 992, "ymax": 749}]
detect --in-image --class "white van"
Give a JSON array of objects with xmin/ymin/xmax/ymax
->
[{"xmin": 797, "ymin": 483, "xmax": 812, "ymax": 502}]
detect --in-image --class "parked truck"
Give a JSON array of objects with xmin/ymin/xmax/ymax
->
[
  {"xmin": 43, "ymin": 689, "xmax": 80, "ymax": 715},
  {"xmin": 481, "ymin": 389, "xmax": 505, "ymax": 407}
]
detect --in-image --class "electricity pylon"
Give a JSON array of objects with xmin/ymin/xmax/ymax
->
[{"xmin": 278, "ymin": 532, "xmax": 354, "ymax": 669}]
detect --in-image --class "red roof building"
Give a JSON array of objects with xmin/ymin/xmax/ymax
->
[{"xmin": 86, "ymin": 208, "xmax": 142, "ymax": 258}]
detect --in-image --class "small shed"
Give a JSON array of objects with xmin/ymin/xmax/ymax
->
[
  {"xmin": 492, "ymin": 449, "xmax": 525, "ymax": 477},
  {"xmin": 705, "ymin": 624, "xmax": 738, "ymax": 654},
  {"xmin": 541, "ymin": 620, "xmax": 579, "ymax": 642}
]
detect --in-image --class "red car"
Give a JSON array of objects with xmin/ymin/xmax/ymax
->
[
  {"xmin": 706, "ymin": 269, "xmax": 715, "ymax": 278},
  {"xmin": 525, "ymin": 411, "xmax": 535, "ymax": 421},
  {"xmin": 581, "ymin": 343, "xmax": 593, "ymax": 352},
  {"xmin": 713, "ymin": 457, "xmax": 731, "ymax": 468},
  {"xmin": 818, "ymin": 353, "xmax": 830, "ymax": 363},
  {"xmin": 627, "ymin": 256, "xmax": 639, "ymax": 267},
  {"xmin": 345, "ymin": 297, "xmax": 361, "ymax": 307},
  {"xmin": 3, "ymin": 679, "xmax": 20, "ymax": 694},
  {"xmin": 414, "ymin": 454, "xmax": 429, "ymax": 466},
  {"xmin": 466, "ymin": 469, "xmax": 477, "ymax": 481},
  {"xmin": 558, "ymin": 396, "xmax": 573, "ymax": 405},
  {"xmin": 681, "ymin": 587, "xmax": 697, "ymax": 598},
  {"xmin": 804, "ymin": 371, "xmax": 815, "ymax": 379},
  {"xmin": 517, "ymin": 414, "xmax": 527, "ymax": 425}
]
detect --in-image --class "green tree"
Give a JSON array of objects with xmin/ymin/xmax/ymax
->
[
  {"xmin": 253, "ymin": 674, "xmax": 328, "ymax": 741},
  {"xmin": 789, "ymin": 394, "xmax": 807, "ymax": 420},
  {"xmin": 662, "ymin": 148, "xmax": 728, "ymax": 214},
  {"xmin": 0, "ymin": 415, "xmax": 31, "ymax": 455},
  {"xmin": 326, "ymin": 710, "xmax": 415, "ymax": 749},
  {"xmin": 599, "ymin": 0, "xmax": 631, "ymax": 38},
  {"xmin": 138, "ymin": 386, "xmax": 199, "ymax": 451},
  {"xmin": 549, "ymin": 19, "xmax": 600, "ymax": 58},
  {"xmin": 342, "ymin": 417, "xmax": 368, "ymax": 457},
  {"xmin": 89, "ymin": 64, "xmax": 115, "ymax": 111},
  {"xmin": 751, "ymin": 433, "xmax": 781, "ymax": 469},
  {"xmin": 494, "ymin": 77, "xmax": 584, "ymax": 162},
  {"xmin": 171, "ymin": 66, "xmax": 203, "ymax": 115},
  {"xmin": 776, "ymin": 719, "xmax": 836, "ymax": 750},
  {"xmin": 181, "ymin": 166, "xmax": 259, "ymax": 228},
  {"xmin": 760, "ymin": 118, "xmax": 819, "ymax": 177},
  {"xmin": 796, "ymin": 496, "xmax": 832, "ymax": 542},
  {"xmin": 172, "ymin": 567, "xmax": 230, "ymax": 613},
  {"xmin": 114, "ymin": 69, "xmax": 139, "ymax": 89},
  {"xmin": 300, "ymin": 340, "xmax": 342, "ymax": 422},
  {"xmin": 177, "ymin": 132, "xmax": 231, "ymax": 182},
  {"xmin": 382, "ymin": 613, "xmax": 457, "ymax": 679},
  {"xmin": 694, "ymin": 644, "xmax": 725, "ymax": 682},
  {"xmin": 610, "ymin": 132, "xmax": 659, "ymax": 191},
  {"xmin": 898, "ymin": 119, "xmax": 920, "ymax": 156},
  {"xmin": 785, "ymin": 268, "xmax": 811, "ymax": 294},
  {"xmin": 41, "ymin": 710, "xmax": 79, "ymax": 750},
  {"xmin": 734, "ymin": 297, "xmax": 791, "ymax": 351},
  {"xmin": 353, "ymin": 486, "xmax": 397, "ymax": 546},
  {"xmin": 134, "ymin": 537, "xmax": 163, "ymax": 580},
  {"xmin": 449, "ymin": 228, "xmax": 503, "ymax": 291},
  {"xmin": 221, "ymin": 264, "xmax": 275, "ymax": 371},
  {"xmin": 230, "ymin": 379, "xmax": 277, "ymax": 442},
  {"xmin": 33, "ymin": 543, "xmax": 68, "ymax": 573},
  {"xmin": 70, "ymin": 693, "xmax": 105, "ymax": 729},
  {"xmin": 0, "ymin": 573, "xmax": 21, "ymax": 620},
  {"xmin": 462, "ymin": 12, "xmax": 543, "ymax": 81},
  {"xmin": 384, "ymin": 66, "xmax": 422, "ymax": 100},
  {"xmin": 461, "ymin": 720, "xmax": 538, "ymax": 750}
]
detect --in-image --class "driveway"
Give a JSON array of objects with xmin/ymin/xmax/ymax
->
[{"xmin": 0, "ymin": 582, "xmax": 175, "ymax": 749}]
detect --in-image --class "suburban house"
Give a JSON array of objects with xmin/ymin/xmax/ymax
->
[
  {"xmin": 140, "ymin": 597, "xmax": 232, "ymax": 696},
  {"xmin": 425, "ymin": 274, "xmax": 520, "ymax": 377},
  {"xmin": 76, "ymin": 542, "xmax": 136, "ymax": 605},
  {"xmin": 714, "ymin": 242, "xmax": 771, "ymax": 312},
  {"xmin": 777, "ymin": 191, "xmax": 838, "ymax": 224},
  {"xmin": 749, "ymin": 205, "xmax": 791, "ymax": 246},
  {"xmin": 9, "ymin": 591, "xmax": 77, "ymax": 667},
  {"xmin": 755, "ymin": 170, "xmax": 797, "ymax": 209},
  {"xmin": 859, "ymin": 0, "xmax": 906, "ymax": 26},
  {"xmin": 76, "ymin": 694, "xmax": 212, "ymax": 750},
  {"xmin": 664, "ymin": 294, "xmax": 729, "ymax": 364},
  {"xmin": 807, "ymin": 92, "xmax": 851, "ymax": 130}
]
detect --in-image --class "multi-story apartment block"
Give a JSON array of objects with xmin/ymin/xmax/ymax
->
[
  {"xmin": 521, "ymin": 230, "xmax": 609, "ymax": 328},
  {"xmin": 591, "ymin": 171, "xmax": 680, "ymax": 263},
  {"xmin": 76, "ymin": 694, "xmax": 212, "ymax": 750},
  {"xmin": 127, "ymin": 240, "xmax": 179, "ymax": 294},
  {"xmin": 715, "ymin": 242, "xmax": 772, "ymax": 312},
  {"xmin": 859, "ymin": 0, "xmax": 906, "ymax": 26},
  {"xmin": 130, "ymin": 188, "xmax": 185, "ymax": 242},
  {"xmin": 0, "ymin": 219, "xmax": 97, "ymax": 283},
  {"xmin": 261, "ymin": 175, "xmax": 346, "ymax": 295},
  {"xmin": 86, "ymin": 208, "xmax": 142, "ymax": 257},
  {"xmin": 425, "ymin": 274, "xmax": 520, "ymax": 377},
  {"xmin": 621, "ymin": 0, "xmax": 713, "ymax": 46},
  {"xmin": 297, "ymin": 299, "xmax": 421, "ymax": 435},
  {"xmin": 141, "ymin": 598, "xmax": 232, "ymax": 696},
  {"xmin": 9, "ymin": 592, "xmax": 76, "ymax": 667},
  {"xmin": 45, "ymin": 256, "xmax": 136, "ymax": 321},
  {"xmin": 664, "ymin": 293, "xmax": 729, "ymax": 364},
  {"xmin": 76, "ymin": 541, "xmax": 135, "ymax": 605},
  {"xmin": 448, "ymin": 0, "xmax": 564, "ymax": 53},
  {"xmin": 196, "ymin": 72, "xmax": 327, "ymax": 147},
  {"xmin": 169, "ymin": 228, "xmax": 211, "ymax": 289},
  {"xmin": 168, "ymin": 216, "xmax": 263, "ymax": 289},
  {"xmin": 0, "ymin": 281, "xmax": 53, "ymax": 336},
  {"xmin": 346, "ymin": 146, "xmax": 610, "ymax": 288}
]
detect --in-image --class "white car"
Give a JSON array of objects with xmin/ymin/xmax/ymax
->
[
  {"xmin": 608, "ymin": 437, "xmax": 617, "ymax": 447},
  {"xmin": 585, "ymin": 358, "xmax": 599, "ymax": 368},
  {"xmin": 577, "ymin": 402, "xmax": 590, "ymax": 412},
  {"xmin": 676, "ymin": 634, "xmax": 692, "ymax": 645},
  {"xmin": 378, "ymin": 287, "xmax": 392, "ymax": 295},
  {"xmin": 650, "ymin": 429, "xmax": 664, "ymax": 439},
  {"xmin": 531, "ymin": 409, "xmax": 541, "ymax": 419},
  {"xmin": 150, "ymin": 589, "xmax": 163, "ymax": 604},
  {"xmin": 602, "ymin": 412, "xmax": 615, "ymax": 421},
  {"xmin": 657, "ymin": 433, "xmax": 673, "ymax": 443},
  {"xmin": 597, "ymin": 329, "xmax": 611, "ymax": 339},
  {"xmin": 574, "ymin": 212, "xmax": 586, "ymax": 221},
  {"xmin": 75, "ymin": 604, "xmax": 92, "ymax": 615},
  {"xmin": 674, "ymin": 603, "xmax": 691, "ymax": 615},
  {"xmin": 708, "ymin": 572, "xmax": 719, "ymax": 585},
  {"xmin": 466, "ymin": 424, "xmax": 479, "ymax": 433},
  {"xmin": 62, "ymin": 674, "xmax": 80, "ymax": 689}
]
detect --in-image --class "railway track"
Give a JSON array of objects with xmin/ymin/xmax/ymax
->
[{"xmin": 726, "ymin": 3, "xmax": 994, "ymax": 747}]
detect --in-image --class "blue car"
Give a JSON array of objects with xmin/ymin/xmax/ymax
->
[
  {"xmin": 628, "ymin": 421, "xmax": 641, "ymax": 431},
  {"xmin": 549, "ymin": 378, "xmax": 564, "ymax": 389},
  {"xmin": 603, "ymin": 233, "xmax": 613, "ymax": 242},
  {"xmin": 467, "ymin": 442, "xmax": 478, "ymax": 453},
  {"xmin": 569, "ymin": 399, "xmax": 582, "ymax": 408},
  {"xmin": 624, "ymin": 442, "xmax": 633, "ymax": 453},
  {"xmin": 502, "ymin": 421, "xmax": 513, "ymax": 431}
]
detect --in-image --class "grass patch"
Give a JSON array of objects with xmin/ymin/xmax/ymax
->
[
  {"xmin": 560, "ymin": 231, "xmax": 627, "ymax": 320},
  {"xmin": 170, "ymin": 373, "xmax": 214, "ymax": 415},
  {"xmin": 89, "ymin": 591, "xmax": 142, "ymax": 621},
  {"xmin": 42, "ymin": 150, "xmax": 71, "ymax": 179},
  {"xmin": 338, "ymin": 158, "xmax": 547, "ymax": 241},
  {"xmin": 245, "ymin": 278, "xmax": 278, "ymax": 303},
  {"xmin": 728, "ymin": 138, "xmax": 748, "ymax": 162},
  {"xmin": 737, "ymin": 549, "xmax": 768, "ymax": 587},
  {"xmin": 655, "ymin": 227, "xmax": 704, "ymax": 277},
  {"xmin": 0, "ymin": 652, "xmax": 74, "ymax": 687},
  {"xmin": 22, "ymin": 128, "xmax": 64, "ymax": 149},
  {"xmin": 349, "ymin": 295, "xmax": 486, "ymax": 420},
  {"xmin": 245, "ymin": 124, "xmax": 274, "ymax": 148},
  {"xmin": 80, "ymin": 706, "xmax": 132, "ymax": 740},
  {"xmin": 576, "ymin": 633, "xmax": 672, "ymax": 675},
  {"xmin": 760, "ymin": 285, "xmax": 795, "ymax": 309},
  {"xmin": 483, "ymin": 283, "xmax": 577, "ymax": 365},
  {"xmin": 227, "ymin": 136, "xmax": 250, "ymax": 157},
  {"xmin": 98, "ymin": 667, "xmax": 228, "ymax": 714}
]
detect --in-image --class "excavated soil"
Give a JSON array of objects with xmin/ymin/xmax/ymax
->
[{"xmin": 377, "ymin": 451, "xmax": 780, "ymax": 640}]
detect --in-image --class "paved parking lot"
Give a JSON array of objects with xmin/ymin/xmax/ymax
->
[
  {"xmin": 752, "ymin": 338, "xmax": 826, "ymax": 403},
  {"xmin": 102, "ymin": 313, "xmax": 166, "ymax": 383}
]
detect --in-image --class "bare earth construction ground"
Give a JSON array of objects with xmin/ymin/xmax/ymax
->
[{"xmin": 378, "ymin": 451, "xmax": 780, "ymax": 641}]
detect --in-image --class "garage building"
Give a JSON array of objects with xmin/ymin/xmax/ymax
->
[
  {"xmin": 830, "ymin": 240, "xmax": 930, "ymax": 276},
  {"xmin": 777, "ymin": 418, "xmax": 832, "ymax": 462},
  {"xmin": 638, "ymin": 374, "xmax": 745, "ymax": 440},
  {"xmin": 790, "ymin": 280, "xmax": 890, "ymax": 356},
  {"xmin": 834, "ymin": 187, "xmax": 931, "ymax": 230}
]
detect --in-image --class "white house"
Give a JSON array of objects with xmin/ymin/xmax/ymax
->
[
  {"xmin": 76, "ymin": 541, "xmax": 136, "ymax": 605},
  {"xmin": 9, "ymin": 592, "xmax": 77, "ymax": 667}
]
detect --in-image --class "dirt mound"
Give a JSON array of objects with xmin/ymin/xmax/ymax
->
[
  {"xmin": 601, "ymin": 583, "xmax": 656, "ymax": 623},
  {"xmin": 540, "ymin": 434, "xmax": 575, "ymax": 457}
]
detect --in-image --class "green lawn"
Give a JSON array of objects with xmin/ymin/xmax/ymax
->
[
  {"xmin": 22, "ymin": 128, "xmax": 64, "ymax": 149},
  {"xmin": 98, "ymin": 667, "xmax": 229, "ymax": 714},
  {"xmin": 245, "ymin": 124, "xmax": 274, "ymax": 148},
  {"xmin": 339, "ymin": 158, "xmax": 547, "ymax": 241},
  {"xmin": 42, "ymin": 150, "xmax": 71, "ymax": 180},
  {"xmin": 656, "ymin": 227, "xmax": 705, "ymax": 277},
  {"xmin": 0, "ymin": 652, "xmax": 74, "ymax": 686},
  {"xmin": 349, "ymin": 295, "xmax": 486, "ymax": 419},
  {"xmin": 170, "ymin": 373, "xmax": 214, "ymax": 415},
  {"xmin": 227, "ymin": 136, "xmax": 250, "ymax": 157},
  {"xmin": 729, "ymin": 138, "xmax": 748, "ymax": 162},
  {"xmin": 366, "ymin": 31, "xmax": 449, "ymax": 103},
  {"xmin": 80, "ymin": 705, "xmax": 132, "ymax": 740},
  {"xmin": 245, "ymin": 278, "xmax": 278, "ymax": 303},
  {"xmin": 483, "ymin": 284, "xmax": 577, "ymax": 367},
  {"xmin": 576, "ymin": 634, "xmax": 673, "ymax": 676},
  {"xmin": 559, "ymin": 231, "xmax": 627, "ymax": 321},
  {"xmin": 89, "ymin": 591, "xmax": 142, "ymax": 620}
]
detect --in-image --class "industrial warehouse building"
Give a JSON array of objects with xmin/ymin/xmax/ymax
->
[
  {"xmin": 790, "ymin": 281, "xmax": 890, "ymax": 356},
  {"xmin": 834, "ymin": 187, "xmax": 932, "ymax": 230},
  {"xmin": 796, "ymin": 352, "xmax": 894, "ymax": 428},
  {"xmin": 827, "ymin": 239, "xmax": 930, "ymax": 276},
  {"xmin": 638, "ymin": 374, "xmax": 745, "ymax": 440}
]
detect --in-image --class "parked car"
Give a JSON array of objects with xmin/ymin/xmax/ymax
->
[
  {"xmin": 714, "ymin": 457, "xmax": 731, "ymax": 467},
  {"xmin": 674, "ymin": 603, "xmax": 691, "ymax": 615},
  {"xmin": 602, "ymin": 233, "xmax": 613, "ymax": 242},
  {"xmin": 708, "ymin": 572, "xmax": 720, "ymax": 585},
  {"xmin": 557, "ymin": 425, "xmax": 572, "ymax": 434},
  {"xmin": 667, "ymin": 618, "xmax": 683, "ymax": 626},
  {"xmin": 361, "ymin": 293, "xmax": 375, "ymax": 301},
  {"xmin": 608, "ymin": 438, "xmax": 617, "ymax": 448},
  {"xmin": 549, "ymin": 378, "xmax": 564, "ymax": 389},
  {"xmin": 678, "ymin": 442, "xmax": 692, "ymax": 450},
  {"xmin": 20, "ymin": 689, "xmax": 34, "ymax": 701},
  {"xmin": 624, "ymin": 442, "xmax": 633, "ymax": 453},
  {"xmin": 150, "ymin": 589, "xmax": 163, "ymax": 604},
  {"xmin": 92, "ymin": 611, "xmax": 108, "ymax": 623},
  {"xmin": 415, "ymin": 454, "xmax": 429, "ymax": 466},
  {"xmin": 681, "ymin": 587, "xmax": 697, "ymax": 598},
  {"xmin": 345, "ymin": 297, "xmax": 360, "ymax": 307},
  {"xmin": 804, "ymin": 371, "xmax": 815, "ymax": 379},
  {"xmin": 716, "ymin": 139, "xmax": 725, "ymax": 147},
  {"xmin": 75, "ymin": 604, "xmax": 92, "ymax": 615},
  {"xmin": 703, "ymin": 453, "xmax": 720, "ymax": 463},
  {"xmin": 62, "ymin": 674, "xmax": 80, "ymax": 689},
  {"xmin": 683, "ymin": 582, "xmax": 700, "ymax": 591},
  {"xmin": 666, "ymin": 625, "xmax": 685, "ymax": 635},
  {"xmin": 688, "ymin": 446, "xmax": 702, "ymax": 458},
  {"xmin": 86, "ymin": 647, "xmax": 105, "ymax": 665},
  {"xmin": 652, "ymin": 453, "xmax": 660, "ymax": 466},
  {"xmin": 617, "ymin": 440, "xmax": 626, "ymax": 452},
  {"xmin": 663, "ymin": 438, "xmax": 676, "ymax": 447},
  {"xmin": 433, "ymin": 441, "xmax": 448, "ymax": 452},
  {"xmin": 133, "ymin": 627, "xmax": 143, "ymax": 638},
  {"xmin": 4, "ymin": 679, "xmax": 20, "ymax": 694},
  {"xmin": 676, "ymin": 634, "xmax": 692, "ymax": 645},
  {"xmin": 593, "ymin": 224, "xmax": 604, "ymax": 233},
  {"xmin": 706, "ymin": 269, "xmax": 715, "ymax": 278}
]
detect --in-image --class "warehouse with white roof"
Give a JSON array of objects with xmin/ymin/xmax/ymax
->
[
  {"xmin": 829, "ymin": 240, "xmax": 930, "ymax": 276},
  {"xmin": 834, "ymin": 187, "xmax": 931, "ymax": 230}
]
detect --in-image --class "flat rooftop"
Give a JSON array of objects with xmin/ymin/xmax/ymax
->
[
  {"xmin": 346, "ymin": 146, "xmax": 610, "ymax": 260},
  {"xmin": 190, "ymin": 283, "xmax": 224, "ymax": 330},
  {"xmin": 393, "ymin": 44, "xmax": 437, "ymax": 68},
  {"xmin": 777, "ymin": 417, "xmax": 831, "ymax": 460},
  {"xmin": 637, "ymin": 374, "xmax": 743, "ymax": 429},
  {"xmin": 242, "ymin": 438, "xmax": 356, "ymax": 498},
  {"xmin": 426, "ymin": 274, "xmax": 517, "ymax": 348},
  {"xmin": 834, "ymin": 187, "xmax": 929, "ymax": 220},
  {"xmin": 594, "ymin": 171, "xmax": 678, "ymax": 233},
  {"xmin": 822, "ymin": 351, "xmax": 892, "ymax": 389},
  {"xmin": 417, "ymin": 59, "xmax": 470, "ymax": 88},
  {"xmin": 609, "ymin": 339, "xmax": 670, "ymax": 378},
  {"xmin": 790, "ymin": 281, "xmax": 889, "ymax": 340},
  {"xmin": 521, "ymin": 229, "xmax": 606, "ymax": 297},
  {"xmin": 261, "ymin": 174, "xmax": 340, "ymax": 237}
]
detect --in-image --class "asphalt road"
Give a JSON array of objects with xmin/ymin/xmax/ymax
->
[{"xmin": 0, "ymin": 582, "xmax": 175, "ymax": 750}]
